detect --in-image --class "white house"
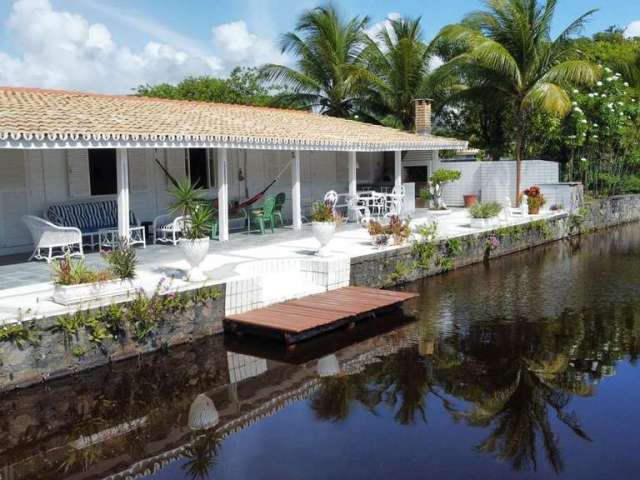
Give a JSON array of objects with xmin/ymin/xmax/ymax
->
[{"xmin": 0, "ymin": 89, "xmax": 467, "ymax": 257}]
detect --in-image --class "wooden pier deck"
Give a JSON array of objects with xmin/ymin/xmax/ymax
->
[{"xmin": 224, "ymin": 286, "xmax": 417, "ymax": 344}]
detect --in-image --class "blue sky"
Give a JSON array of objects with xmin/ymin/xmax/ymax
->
[{"xmin": 0, "ymin": 0, "xmax": 638, "ymax": 93}]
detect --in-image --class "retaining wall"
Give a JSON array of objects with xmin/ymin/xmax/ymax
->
[{"xmin": 351, "ymin": 194, "xmax": 640, "ymax": 288}]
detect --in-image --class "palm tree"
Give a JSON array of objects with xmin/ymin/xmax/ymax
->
[
  {"xmin": 436, "ymin": 0, "xmax": 599, "ymax": 203},
  {"xmin": 260, "ymin": 5, "xmax": 370, "ymax": 117},
  {"xmin": 360, "ymin": 16, "xmax": 446, "ymax": 130}
]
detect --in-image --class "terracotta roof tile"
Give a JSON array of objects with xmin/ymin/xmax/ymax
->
[{"xmin": 0, "ymin": 87, "xmax": 467, "ymax": 151}]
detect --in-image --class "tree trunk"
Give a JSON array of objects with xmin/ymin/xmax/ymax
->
[{"xmin": 514, "ymin": 106, "xmax": 526, "ymax": 207}]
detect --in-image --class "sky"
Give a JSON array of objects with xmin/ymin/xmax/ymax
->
[{"xmin": 0, "ymin": 0, "xmax": 638, "ymax": 94}]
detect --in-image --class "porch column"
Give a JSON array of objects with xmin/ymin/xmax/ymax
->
[
  {"xmin": 291, "ymin": 150, "xmax": 302, "ymax": 230},
  {"xmin": 217, "ymin": 148, "xmax": 229, "ymax": 242},
  {"xmin": 116, "ymin": 148, "xmax": 130, "ymax": 240},
  {"xmin": 348, "ymin": 151, "xmax": 357, "ymax": 197},
  {"xmin": 394, "ymin": 150, "xmax": 402, "ymax": 189}
]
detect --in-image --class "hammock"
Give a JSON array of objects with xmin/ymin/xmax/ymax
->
[{"xmin": 155, "ymin": 157, "xmax": 292, "ymax": 213}]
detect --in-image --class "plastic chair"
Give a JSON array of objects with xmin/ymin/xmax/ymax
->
[
  {"xmin": 273, "ymin": 192, "xmax": 286, "ymax": 226},
  {"xmin": 248, "ymin": 197, "xmax": 276, "ymax": 234}
]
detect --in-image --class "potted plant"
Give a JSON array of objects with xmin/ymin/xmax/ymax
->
[
  {"xmin": 311, "ymin": 200, "xmax": 338, "ymax": 256},
  {"xmin": 419, "ymin": 169, "xmax": 461, "ymax": 212},
  {"xmin": 468, "ymin": 201, "xmax": 503, "ymax": 228},
  {"xmin": 171, "ymin": 180, "xmax": 214, "ymax": 281},
  {"xmin": 523, "ymin": 186, "xmax": 546, "ymax": 215},
  {"xmin": 52, "ymin": 241, "xmax": 138, "ymax": 305},
  {"xmin": 367, "ymin": 220, "xmax": 389, "ymax": 248}
]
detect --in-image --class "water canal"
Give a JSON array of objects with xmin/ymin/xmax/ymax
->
[{"xmin": 2, "ymin": 223, "xmax": 640, "ymax": 479}]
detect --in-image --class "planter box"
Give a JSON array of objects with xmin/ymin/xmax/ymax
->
[
  {"xmin": 470, "ymin": 217, "xmax": 500, "ymax": 229},
  {"xmin": 53, "ymin": 279, "xmax": 136, "ymax": 306}
]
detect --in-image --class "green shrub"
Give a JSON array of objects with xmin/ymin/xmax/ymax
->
[
  {"xmin": 430, "ymin": 169, "xmax": 461, "ymax": 185},
  {"xmin": 469, "ymin": 201, "xmax": 502, "ymax": 219},
  {"xmin": 103, "ymin": 240, "xmax": 138, "ymax": 280},
  {"xmin": 51, "ymin": 254, "xmax": 114, "ymax": 285},
  {"xmin": 311, "ymin": 201, "xmax": 336, "ymax": 222}
]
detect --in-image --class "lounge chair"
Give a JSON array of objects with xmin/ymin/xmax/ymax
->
[
  {"xmin": 153, "ymin": 214, "xmax": 188, "ymax": 245},
  {"xmin": 22, "ymin": 215, "xmax": 83, "ymax": 262}
]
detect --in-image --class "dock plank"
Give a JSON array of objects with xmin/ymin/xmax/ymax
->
[{"xmin": 224, "ymin": 286, "xmax": 417, "ymax": 343}]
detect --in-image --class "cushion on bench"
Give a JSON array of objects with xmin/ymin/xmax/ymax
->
[{"xmin": 46, "ymin": 200, "xmax": 138, "ymax": 234}]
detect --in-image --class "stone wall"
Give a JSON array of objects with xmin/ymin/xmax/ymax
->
[
  {"xmin": 0, "ymin": 284, "xmax": 225, "ymax": 391},
  {"xmin": 351, "ymin": 194, "xmax": 640, "ymax": 288}
]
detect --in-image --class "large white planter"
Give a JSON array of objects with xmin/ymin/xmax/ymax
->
[
  {"xmin": 180, "ymin": 237, "xmax": 210, "ymax": 282},
  {"xmin": 312, "ymin": 222, "xmax": 336, "ymax": 257},
  {"xmin": 53, "ymin": 278, "xmax": 135, "ymax": 306},
  {"xmin": 470, "ymin": 217, "xmax": 500, "ymax": 229}
]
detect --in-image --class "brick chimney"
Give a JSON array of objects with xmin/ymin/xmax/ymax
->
[{"xmin": 414, "ymin": 98, "xmax": 432, "ymax": 135}]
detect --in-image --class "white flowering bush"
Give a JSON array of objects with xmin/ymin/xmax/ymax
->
[{"xmin": 563, "ymin": 67, "xmax": 640, "ymax": 194}]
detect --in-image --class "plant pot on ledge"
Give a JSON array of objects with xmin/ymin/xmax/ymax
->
[
  {"xmin": 311, "ymin": 200, "xmax": 338, "ymax": 257},
  {"xmin": 180, "ymin": 237, "xmax": 210, "ymax": 282},
  {"xmin": 463, "ymin": 194, "xmax": 478, "ymax": 208},
  {"xmin": 169, "ymin": 180, "xmax": 215, "ymax": 282},
  {"xmin": 53, "ymin": 279, "xmax": 135, "ymax": 306},
  {"xmin": 312, "ymin": 222, "xmax": 336, "ymax": 257}
]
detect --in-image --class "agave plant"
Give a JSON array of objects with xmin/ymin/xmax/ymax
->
[{"xmin": 170, "ymin": 179, "xmax": 214, "ymax": 240}]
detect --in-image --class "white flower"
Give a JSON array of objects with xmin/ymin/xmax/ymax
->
[
  {"xmin": 573, "ymin": 89, "xmax": 579, "ymax": 94},
  {"xmin": 581, "ymin": 119, "xmax": 587, "ymax": 124},
  {"xmin": 581, "ymin": 157, "xmax": 588, "ymax": 162},
  {"xmin": 624, "ymin": 82, "xmax": 630, "ymax": 87},
  {"xmin": 592, "ymin": 135, "xmax": 599, "ymax": 139},
  {"xmin": 572, "ymin": 101, "xmax": 578, "ymax": 106},
  {"xmin": 606, "ymin": 76, "xmax": 614, "ymax": 82},
  {"xmin": 604, "ymin": 66, "xmax": 610, "ymax": 72},
  {"xmin": 573, "ymin": 106, "xmax": 582, "ymax": 113},
  {"xmin": 597, "ymin": 81, "xmax": 603, "ymax": 86},
  {"xmin": 618, "ymin": 101, "xmax": 624, "ymax": 106}
]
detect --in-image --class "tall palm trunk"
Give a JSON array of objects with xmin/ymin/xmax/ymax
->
[{"xmin": 514, "ymin": 103, "xmax": 527, "ymax": 206}]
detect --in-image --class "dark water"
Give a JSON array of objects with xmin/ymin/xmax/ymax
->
[{"xmin": 3, "ymin": 225, "xmax": 640, "ymax": 480}]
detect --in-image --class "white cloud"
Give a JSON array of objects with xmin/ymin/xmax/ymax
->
[
  {"xmin": 0, "ymin": 0, "xmax": 285, "ymax": 93},
  {"xmin": 212, "ymin": 20, "xmax": 287, "ymax": 66},
  {"xmin": 625, "ymin": 20, "xmax": 640, "ymax": 38}
]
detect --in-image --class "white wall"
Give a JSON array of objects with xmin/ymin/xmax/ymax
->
[
  {"xmin": 436, "ymin": 159, "xmax": 559, "ymax": 207},
  {"xmin": 0, "ymin": 148, "xmax": 383, "ymax": 255}
]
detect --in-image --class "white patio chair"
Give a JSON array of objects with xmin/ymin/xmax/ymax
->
[
  {"xmin": 153, "ymin": 214, "xmax": 188, "ymax": 246},
  {"xmin": 323, "ymin": 190, "xmax": 339, "ymax": 214},
  {"xmin": 22, "ymin": 215, "xmax": 83, "ymax": 263},
  {"xmin": 384, "ymin": 196, "xmax": 403, "ymax": 220},
  {"xmin": 348, "ymin": 197, "xmax": 372, "ymax": 226}
]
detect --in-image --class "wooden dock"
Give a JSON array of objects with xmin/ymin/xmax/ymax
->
[{"xmin": 224, "ymin": 286, "xmax": 417, "ymax": 344}]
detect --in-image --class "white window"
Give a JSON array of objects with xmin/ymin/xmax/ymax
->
[{"xmin": 186, "ymin": 148, "xmax": 216, "ymax": 189}]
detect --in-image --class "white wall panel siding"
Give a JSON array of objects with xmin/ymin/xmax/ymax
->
[
  {"xmin": 165, "ymin": 148, "xmax": 187, "ymax": 185},
  {"xmin": 0, "ymin": 150, "xmax": 30, "ymax": 247},
  {"xmin": 128, "ymin": 149, "xmax": 149, "ymax": 193},
  {"xmin": 439, "ymin": 160, "xmax": 560, "ymax": 207},
  {"xmin": 66, "ymin": 149, "xmax": 91, "ymax": 197}
]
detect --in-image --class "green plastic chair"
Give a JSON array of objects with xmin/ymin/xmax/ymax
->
[
  {"xmin": 248, "ymin": 197, "xmax": 276, "ymax": 234},
  {"xmin": 274, "ymin": 192, "xmax": 286, "ymax": 226}
]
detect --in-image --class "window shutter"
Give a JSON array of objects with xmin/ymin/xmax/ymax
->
[
  {"xmin": 67, "ymin": 149, "xmax": 90, "ymax": 197},
  {"xmin": 128, "ymin": 149, "xmax": 148, "ymax": 192},
  {"xmin": 165, "ymin": 149, "xmax": 187, "ymax": 185}
]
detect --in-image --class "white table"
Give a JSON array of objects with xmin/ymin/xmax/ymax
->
[{"xmin": 98, "ymin": 226, "xmax": 146, "ymax": 251}]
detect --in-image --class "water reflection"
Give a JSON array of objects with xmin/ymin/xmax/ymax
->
[{"xmin": 1, "ymin": 225, "xmax": 640, "ymax": 479}]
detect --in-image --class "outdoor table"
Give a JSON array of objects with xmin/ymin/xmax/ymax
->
[{"xmin": 98, "ymin": 225, "xmax": 146, "ymax": 251}]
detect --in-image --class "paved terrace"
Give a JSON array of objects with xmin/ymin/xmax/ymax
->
[{"xmin": 0, "ymin": 208, "xmax": 563, "ymax": 324}]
